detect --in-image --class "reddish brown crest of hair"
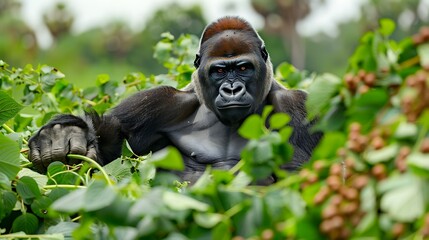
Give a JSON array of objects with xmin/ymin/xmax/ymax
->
[{"xmin": 201, "ymin": 17, "xmax": 255, "ymax": 44}]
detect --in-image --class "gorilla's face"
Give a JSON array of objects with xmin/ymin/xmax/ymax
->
[{"xmin": 196, "ymin": 30, "xmax": 269, "ymax": 125}]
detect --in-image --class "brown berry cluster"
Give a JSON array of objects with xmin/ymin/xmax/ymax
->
[
  {"xmin": 312, "ymin": 159, "xmax": 369, "ymax": 240},
  {"xmin": 402, "ymin": 70, "xmax": 429, "ymax": 122},
  {"xmin": 344, "ymin": 70, "xmax": 377, "ymax": 94},
  {"xmin": 412, "ymin": 26, "xmax": 429, "ymax": 45},
  {"xmin": 394, "ymin": 146, "xmax": 411, "ymax": 173},
  {"xmin": 346, "ymin": 122, "xmax": 389, "ymax": 153},
  {"xmin": 299, "ymin": 168, "xmax": 319, "ymax": 189}
]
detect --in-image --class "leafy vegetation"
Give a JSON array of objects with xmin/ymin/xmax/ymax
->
[{"xmin": 1, "ymin": 19, "xmax": 429, "ymax": 240}]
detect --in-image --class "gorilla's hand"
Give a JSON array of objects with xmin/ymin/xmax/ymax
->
[{"xmin": 28, "ymin": 115, "xmax": 97, "ymax": 172}]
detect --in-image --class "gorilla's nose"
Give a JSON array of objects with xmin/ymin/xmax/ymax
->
[{"xmin": 220, "ymin": 82, "xmax": 246, "ymax": 100}]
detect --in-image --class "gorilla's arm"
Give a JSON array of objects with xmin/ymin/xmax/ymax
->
[
  {"xmin": 267, "ymin": 81, "xmax": 323, "ymax": 170},
  {"xmin": 29, "ymin": 86, "xmax": 199, "ymax": 171},
  {"xmin": 108, "ymin": 86, "xmax": 199, "ymax": 158}
]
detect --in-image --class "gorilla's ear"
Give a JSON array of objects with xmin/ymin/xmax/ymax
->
[
  {"xmin": 194, "ymin": 54, "xmax": 201, "ymax": 68},
  {"xmin": 261, "ymin": 46, "xmax": 268, "ymax": 62}
]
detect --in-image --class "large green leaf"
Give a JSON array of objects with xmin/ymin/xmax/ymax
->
[
  {"xmin": 46, "ymin": 222, "xmax": 80, "ymax": 240},
  {"xmin": 0, "ymin": 90, "xmax": 23, "ymax": 125},
  {"xmin": 147, "ymin": 146, "xmax": 184, "ymax": 171},
  {"xmin": 0, "ymin": 190, "xmax": 17, "ymax": 220},
  {"xmin": 11, "ymin": 213, "xmax": 39, "ymax": 234},
  {"xmin": 163, "ymin": 191, "xmax": 209, "ymax": 211},
  {"xmin": 238, "ymin": 114, "xmax": 264, "ymax": 139},
  {"xmin": 0, "ymin": 134, "xmax": 21, "ymax": 181},
  {"xmin": 84, "ymin": 181, "xmax": 117, "ymax": 211},
  {"xmin": 16, "ymin": 176, "xmax": 42, "ymax": 204},
  {"xmin": 269, "ymin": 112, "xmax": 290, "ymax": 130},
  {"xmin": 51, "ymin": 188, "xmax": 86, "ymax": 213},
  {"xmin": 407, "ymin": 153, "xmax": 429, "ymax": 177},
  {"xmin": 306, "ymin": 73, "xmax": 341, "ymax": 119},
  {"xmin": 379, "ymin": 174, "xmax": 424, "ymax": 222},
  {"xmin": 51, "ymin": 181, "xmax": 117, "ymax": 213}
]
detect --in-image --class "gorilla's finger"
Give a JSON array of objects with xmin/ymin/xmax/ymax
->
[
  {"xmin": 69, "ymin": 129, "xmax": 87, "ymax": 156},
  {"xmin": 39, "ymin": 137, "xmax": 52, "ymax": 169},
  {"xmin": 29, "ymin": 139, "xmax": 44, "ymax": 172},
  {"xmin": 50, "ymin": 124, "xmax": 68, "ymax": 163},
  {"xmin": 85, "ymin": 144, "xmax": 98, "ymax": 161}
]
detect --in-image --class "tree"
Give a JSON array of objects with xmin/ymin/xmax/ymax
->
[
  {"xmin": 43, "ymin": 2, "xmax": 74, "ymax": 41},
  {"xmin": 251, "ymin": 0, "xmax": 311, "ymax": 69}
]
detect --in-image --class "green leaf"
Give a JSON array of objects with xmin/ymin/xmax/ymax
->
[
  {"xmin": 46, "ymin": 222, "xmax": 80, "ymax": 240},
  {"xmin": 212, "ymin": 220, "xmax": 232, "ymax": 240},
  {"xmin": 194, "ymin": 212, "xmax": 223, "ymax": 228},
  {"xmin": 11, "ymin": 213, "xmax": 39, "ymax": 234},
  {"xmin": 47, "ymin": 162, "xmax": 78, "ymax": 185},
  {"xmin": 269, "ymin": 113, "xmax": 290, "ymax": 129},
  {"xmin": 16, "ymin": 176, "xmax": 42, "ymax": 204},
  {"xmin": 51, "ymin": 188, "xmax": 86, "ymax": 213},
  {"xmin": 253, "ymin": 140, "xmax": 273, "ymax": 164},
  {"xmin": 0, "ymin": 134, "xmax": 21, "ymax": 181},
  {"xmin": 0, "ymin": 190, "xmax": 17, "ymax": 220},
  {"xmin": 417, "ymin": 43, "xmax": 429, "ymax": 67},
  {"xmin": 238, "ymin": 115, "xmax": 264, "ymax": 139},
  {"xmin": 407, "ymin": 153, "xmax": 429, "ymax": 177},
  {"xmin": 262, "ymin": 105, "xmax": 273, "ymax": 121},
  {"xmin": 417, "ymin": 110, "xmax": 429, "ymax": 130},
  {"xmin": 312, "ymin": 132, "xmax": 346, "ymax": 159},
  {"xmin": 84, "ymin": 181, "xmax": 117, "ymax": 211},
  {"xmin": 348, "ymin": 88, "xmax": 389, "ymax": 127},
  {"xmin": 17, "ymin": 168, "xmax": 48, "ymax": 190},
  {"xmin": 96, "ymin": 73, "xmax": 110, "ymax": 86},
  {"xmin": 379, "ymin": 174, "xmax": 424, "ymax": 222},
  {"xmin": 0, "ymin": 172, "xmax": 11, "ymax": 190},
  {"xmin": 379, "ymin": 19, "xmax": 395, "ymax": 36},
  {"xmin": 163, "ymin": 191, "xmax": 209, "ymax": 211},
  {"xmin": 0, "ymin": 90, "xmax": 23, "ymax": 125},
  {"xmin": 364, "ymin": 144, "xmax": 399, "ymax": 164},
  {"xmin": 154, "ymin": 41, "xmax": 173, "ymax": 64},
  {"xmin": 394, "ymin": 121, "xmax": 418, "ymax": 139},
  {"xmin": 31, "ymin": 196, "xmax": 53, "ymax": 218},
  {"xmin": 306, "ymin": 73, "xmax": 341, "ymax": 119},
  {"xmin": 103, "ymin": 158, "xmax": 133, "ymax": 182},
  {"xmin": 147, "ymin": 146, "xmax": 184, "ymax": 171}
]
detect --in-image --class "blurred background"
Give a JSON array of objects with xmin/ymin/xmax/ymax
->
[{"xmin": 1, "ymin": 0, "xmax": 428, "ymax": 87}]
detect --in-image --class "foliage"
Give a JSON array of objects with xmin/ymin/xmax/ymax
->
[{"xmin": 1, "ymin": 20, "xmax": 429, "ymax": 240}]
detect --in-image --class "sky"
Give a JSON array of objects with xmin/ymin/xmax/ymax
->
[{"xmin": 19, "ymin": 0, "xmax": 368, "ymax": 48}]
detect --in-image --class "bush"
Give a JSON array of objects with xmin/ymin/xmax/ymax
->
[{"xmin": 0, "ymin": 19, "xmax": 429, "ymax": 239}]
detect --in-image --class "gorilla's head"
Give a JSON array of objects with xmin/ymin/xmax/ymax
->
[{"xmin": 191, "ymin": 17, "xmax": 274, "ymax": 125}]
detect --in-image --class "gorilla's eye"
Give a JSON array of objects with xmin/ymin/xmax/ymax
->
[
  {"xmin": 240, "ymin": 66, "xmax": 246, "ymax": 71},
  {"xmin": 217, "ymin": 68, "xmax": 224, "ymax": 73}
]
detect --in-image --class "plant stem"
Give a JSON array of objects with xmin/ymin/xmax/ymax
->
[
  {"xmin": 229, "ymin": 160, "xmax": 244, "ymax": 175},
  {"xmin": 44, "ymin": 184, "xmax": 86, "ymax": 189},
  {"xmin": 67, "ymin": 154, "xmax": 113, "ymax": 185},
  {"xmin": 1, "ymin": 124, "xmax": 28, "ymax": 145}
]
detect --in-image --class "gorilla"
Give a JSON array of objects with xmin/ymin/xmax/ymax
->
[{"xmin": 28, "ymin": 17, "xmax": 322, "ymax": 184}]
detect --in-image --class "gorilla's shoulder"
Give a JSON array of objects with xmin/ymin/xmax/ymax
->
[{"xmin": 268, "ymin": 81, "xmax": 308, "ymax": 120}]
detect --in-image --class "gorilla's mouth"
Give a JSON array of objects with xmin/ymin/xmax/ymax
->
[{"xmin": 217, "ymin": 103, "xmax": 251, "ymax": 109}]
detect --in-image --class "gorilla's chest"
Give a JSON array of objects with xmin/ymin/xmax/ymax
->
[{"xmin": 165, "ymin": 106, "xmax": 247, "ymax": 170}]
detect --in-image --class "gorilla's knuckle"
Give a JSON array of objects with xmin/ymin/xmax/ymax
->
[
  {"xmin": 69, "ymin": 126, "xmax": 85, "ymax": 135},
  {"xmin": 39, "ymin": 128, "xmax": 50, "ymax": 137},
  {"xmin": 51, "ymin": 148, "xmax": 65, "ymax": 157},
  {"xmin": 70, "ymin": 145, "xmax": 86, "ymax": 155},
  {"xmin": 53, "ymin": 124, "xmax": 62, "ymax": 131}
]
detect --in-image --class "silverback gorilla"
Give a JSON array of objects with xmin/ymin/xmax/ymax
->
[{"xmin": 28, "ymin": 17, "xmax": 322, "ymax": 184}]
